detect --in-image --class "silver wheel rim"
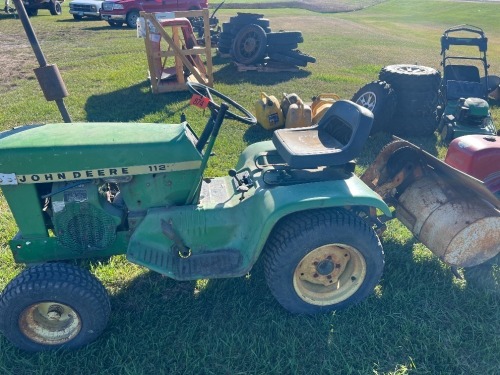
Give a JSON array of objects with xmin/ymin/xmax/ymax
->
[
  {"xmin": 356, "ymin": 91, "xmax": 377, "ymax": 111},
  {"xmin": 19, "ymin": 302, "xmax": 82, "ymax": 345},
  {"xmin": 293, "ymin": 244, "xmax": 367, "ymax": 306}
]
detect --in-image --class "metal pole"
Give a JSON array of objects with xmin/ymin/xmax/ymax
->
[{"xmin": 12, "ymin": 0, "xmax": 72, "ymax": 123}]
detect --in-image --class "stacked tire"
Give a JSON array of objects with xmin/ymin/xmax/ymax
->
[
  {"xmin": 266, "ymin": 31, "xmax": 316, "ymax": 68},
  {"xmin": 217, "ymin": 13, "xmax": 316, "ymax": 68},
  {"xmin": 379, "ymin": 64, "xmax": 441, "ymax": 136},
  {"xmin": 217, "ymin": 13, "xmax": 270, "ymax": 55},
  {"xmin": 352, "ymin": 64, "xmax": 441, "ymax": 136}
]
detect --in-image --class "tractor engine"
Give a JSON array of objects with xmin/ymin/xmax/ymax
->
[{"xmin": 49, "ymin": 181, "xmax": 125, "ymax": 253}]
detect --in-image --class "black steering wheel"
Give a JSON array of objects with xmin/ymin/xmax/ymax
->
[{"xmin": 186, "ymin": 82, "xmax": 257, "ymax": 125}]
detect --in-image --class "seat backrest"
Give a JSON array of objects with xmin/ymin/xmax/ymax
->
[
  {"xmin": 444, "ymin": 65, "xmax": 481, "ymax": 84},
  {"xmin": 447, "ymin": 80, "xmax": 486, "ymax": 100},
  {"xmin": 318, "ymin": 100, "xmax": 373, "ymax": 149},
  {"xmin": 271, "ymin": 100, "xmax": 373, "ymax": 169}
]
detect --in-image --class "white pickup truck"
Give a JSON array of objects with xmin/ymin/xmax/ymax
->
[{"xmin": 69, "ymin": 0, "xmax": 103, "ymax": 19}]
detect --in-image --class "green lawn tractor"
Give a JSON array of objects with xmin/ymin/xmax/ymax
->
[
  {"xmin": 1, "ymin": 82, "xmax": 498, "ymax": 352},
  {"xmin": 0, "ymin": 83, "xmax": 394, "ymax": 351},
  {"xmin": 437, "ymin": 25, "xmax": 497, "ymax": 142}
]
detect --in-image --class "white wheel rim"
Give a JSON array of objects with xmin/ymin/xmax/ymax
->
[
  {"xmin": 19, "ymin": 302, "xmax": 82, "ymax": 345},
  {"xmin": 356, "ymin": 91, "xmax": 377, "ymax": 111},
  {"xmin": 293, "ymin": 244, "xmax": 367, "ymax": 306}
]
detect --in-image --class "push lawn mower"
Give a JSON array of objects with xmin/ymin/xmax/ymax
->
[{"xmin": 437, "ymin": 25, "xmax": 497, "ymax": 142}]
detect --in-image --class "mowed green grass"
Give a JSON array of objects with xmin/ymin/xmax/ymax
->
[{"xmin": 0, "ymin": 1, "xmax": 499, "ymax": 374}]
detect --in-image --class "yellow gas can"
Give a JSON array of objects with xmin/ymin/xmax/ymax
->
[
  {"xmin": 311, "ymin": 93, "xmax": 340, "ymax": 124},
  {"xmin": 285, "ymin": 98, "xmax": 312, "ymax": 128},
  {"xmin": 255, "ymin": 92, "xmax": 285, "ymax": 130}
]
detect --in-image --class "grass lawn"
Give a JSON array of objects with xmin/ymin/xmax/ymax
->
[{"xmin": 0, "ymin": 0, "xmax": 499, "ymax": 374}]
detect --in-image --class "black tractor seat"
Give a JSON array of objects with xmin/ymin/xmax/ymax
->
[{"xmin": 272, "ymin": 100, "xmax": 373, "ymax": 169}]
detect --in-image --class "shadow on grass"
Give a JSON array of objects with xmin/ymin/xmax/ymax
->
[
  {"xmin": 84, "ymin": 81, "xmax": 192, "ymax": 122},
  {"xmin": 88, "ymin": 240, "xmax": 498, "ymax": 373},
  {"xmin": 214, "ymin": 62, "xmax": 311, "ymax": 85},
  {"xmin": 0, "ymin": 238, "xmax": 497, "ymax": 374}
]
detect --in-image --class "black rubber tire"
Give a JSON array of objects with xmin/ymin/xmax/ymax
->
[
  {"xmin": 263, "ymin": 209, "xmax": 384, "ymax": 314},
  {"xmin": 395, "ymin": 90, "xmax": 439, "ymax": 117},
  {"xmin": 230, "ymin": 12, "xmax": 265, "ymax": 23},
  {"xmin": 266, "ymin": 42, "xmax": 299, "ymax": 52},
  {"xmin": 277, "ymin": 49, "xmax": 316, "ymax": 63},
  {"xmin": 73, "ymin": 14, "xmax": 83, "ymax": 20},
  {"xmin": 49, "ymin": 1, "xmax": 62, "ymax": 15},
  {"xmin": 352, "ymin": 80, "xmax": 397, "ymax": 134},
  {"xmin": 217, "ymin": 40, "xmax": 233, "ymax": 50},
  {"xmin": 230, "ymin": 18, "xmax": 270, "ymax": 30},
  {"xmin": 217, "ymin": 33, "xmax": 234, "ymax": 49},
  {"xmin": 0, "ymin": 263, "xmax": 110, "ymax": 352},
  {"xmin": 218, "ymin": 46, "xmax": 231, "ymax": 54},
  {"xmin": 26, "ymin": 8, "xmax": 38, "ymax": 16},
  {"xmin": 267, "ymin": 31, "xmax": 304, "ymax": 44},
  {"xmin": 231, "ymin": 24, "xmax": 268, "ymax": 65},
  {"xmin": 268, "ymin": 51, "xmax": 307, "ymax": 67},
  {"xmin": 222, "ymin": 22, "xmax": 234, "ymax": 34},
  {"xmin": 392, "ymin": 113, "xmax": 439, "ymax": 137},
  {"xmin": 379, "ymin": 64, "xmax": 441, "ymax": 92},
  {"xmin": 218, "ymin": 32, "xmax": 234, "ymax": 42},
  {"xmin": 126, "ymin": 10, "xmax": 139, "ymax": 28}
]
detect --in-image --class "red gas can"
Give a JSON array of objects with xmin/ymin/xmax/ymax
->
[{"xmin": 445, "ymin": 134, "xmax": 500, "ymax": 195}]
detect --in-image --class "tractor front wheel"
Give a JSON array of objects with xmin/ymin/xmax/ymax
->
[
  {"xmin": 263, "ymin": 209, "xmax": 384, "ymax": 314},
  {"xmin": 0, "ymin": 263, "xmax": 110, "ymax": 352}
]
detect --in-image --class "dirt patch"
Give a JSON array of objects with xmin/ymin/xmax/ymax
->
[{"xmin": 0, "ymin": 31, "xmax": 36, "ymax": 94}]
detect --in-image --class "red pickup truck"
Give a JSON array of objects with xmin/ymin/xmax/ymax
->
[{"xmin": 100, "ymin": 0, "xmax": 208, "ymax": 28}]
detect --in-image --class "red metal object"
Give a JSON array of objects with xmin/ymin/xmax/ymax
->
[{"xmin": 445, "ymin": 135, "xmax": 500, "ymax": 194}]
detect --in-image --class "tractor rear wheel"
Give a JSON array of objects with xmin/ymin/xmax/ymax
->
[
  {"xmin": 263, "ymin": 209, "xmax": 384, "ymax": 314},
  {"xmin": 0, "ymin": 263, "xmax": 110, "ymax": 352}
]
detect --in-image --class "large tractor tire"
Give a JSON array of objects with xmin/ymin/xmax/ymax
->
[
  {"xmin": 352, "ymin": 80, "xmax": 397, "ymax": 134},
  {"xmin": 0, "ymin": 263, "xmax": 110, "ymax": 352},
  {"xmin": 263, "ymin": 209, "xmax": 384, "ymax": 314}
]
